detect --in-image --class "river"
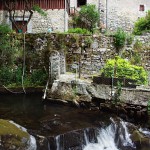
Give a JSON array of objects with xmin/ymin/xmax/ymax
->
[{"xmin": 0, "ymin": 94, "xmax": 150, "ymax": 150}]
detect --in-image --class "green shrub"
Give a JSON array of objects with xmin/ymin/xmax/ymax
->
[
  {"xmin": 133, "ymin": 10, "xmax": 150, "ymax": 35},
  {"xmin": 67, "ymin": 28, "xmax": 91, "ymax": 35},
  {"xmin": 73, "ymin": 4, "xmax": 100, "ymax": 32},
  {"xmin": 0, "ymin": 67, "xmax": 13, "ymax": 85},
  {"xmin": 0, "ymin": 67, "xmax": 48, "ymax": 87},
  {"xmin": 126, "ymin": 33, "xmax": 134, "ymax": 45},
  {"xmin": 0, "ymin": 24, "xmax": 12, "ymax": 34},
  {"xmin": 30, "ymin": 69, "xmax": 48, "ymax": 86},
  {"xmin": 100, "ymin": 56, "xmax": 148, "ymax": 85},
  {"xmin": 0, "ymin": 24, "xmax": 20, "ymax": 67},
  {"xmin": 114, "ymin": 28, "xmax": 126, "ymax": 50}
]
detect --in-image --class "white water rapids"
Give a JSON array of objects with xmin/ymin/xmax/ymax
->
[{"xmin": 83, "ymin": 119, "xmax": 135, "ymax": 150}]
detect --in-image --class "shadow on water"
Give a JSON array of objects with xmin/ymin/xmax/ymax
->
[{"xmin": 0, "ymin": 94, "xmax": 113, "ymax": 136}]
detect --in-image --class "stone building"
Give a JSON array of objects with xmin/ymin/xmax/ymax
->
[
  {"xmin": 70, "ymin": 0, "xmax": 150, "ymax": 32},
  {"xmin": 0, "ymin": 0, "xmax": 70, "ymax": 33},
  {"xmin": 0, "ymin": 0, "xmax": 150, "ymax": 33}
]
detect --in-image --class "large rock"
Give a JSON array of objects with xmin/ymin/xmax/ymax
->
[
  {"xmin": 0, "ymin": 119, "xmax": 36, "ymax": 150},
  {"xmin": 46, "ymin": 74, "xmax": 150, "ymax": 106},
  {"xmin": 47, "ymin": 80, "xmax": 97, "ymax": 104}
]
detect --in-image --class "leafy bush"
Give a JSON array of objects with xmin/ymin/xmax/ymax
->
[
  {"xmin": 67, "ymin": 28, "xmax": 91, "ymax": 35},
  {"xmin": 0, "ymin": 67, "xmax": 48, "ymax": 87},
  {"xmin": 133, "ymin": 10, "xmax": 150, "ymax": 35},
  {"xmin": 0, "ymin": 24, "xmax": 12, "ymax": 34},
  {"xmin": 0, "ymin": 67, "xmax": 13, "ymax": 85},
  {"xmin": 0, "ymin": 24, "xmax": 20, "ymax": 67},
  {"xmin": 73, "ymin": 4, "xmax": 100, "ymax": 32},
  {"xmin": 100, "ymin": 56, "xmax": 148, "ymax": 85},
  {"xmin": 114, "ymin": 28, "xmax": 126, "ymax": 50},
  {"xmin": 30, "ymin": 69, "xmax": 48, "ymax": 86},
  {"xmin": 126, "ymin": 33, "xmax": 134, "ymax": 45}
]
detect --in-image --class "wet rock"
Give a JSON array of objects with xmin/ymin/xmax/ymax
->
[
  {"xmin": 34, "ymin": 135, "xmax": 50, "ymax": 150},
  {"xmin": 131, "ymin": 130, "xmax": 150, "ymax": 150},
  {"xmin": 0, "ymin": 119, "xmax": 36, "ymax": 150},
  {"xmin": 46, "ymin": 127, "xmax": 99, "ymax": 150}
]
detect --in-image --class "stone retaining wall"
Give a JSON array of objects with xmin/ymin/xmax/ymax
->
[
  {"xmin": 4, "ymin": 33, "xmax": 150, "ymax": 84},
  {"xmin": 10, "ymin": 33, "xmax": 150, "ymax": 84}
]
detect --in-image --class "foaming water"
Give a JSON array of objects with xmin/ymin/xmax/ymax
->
[
  {"xmin": 83, "ymin": 119, "xmax": 135, "ymax": 150},
  {"xmin": 83, "ymin": 124, "xmax": 118, "ymax": 150}
]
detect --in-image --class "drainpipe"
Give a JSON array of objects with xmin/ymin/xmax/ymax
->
[
  {"xmin": 106, "ymin": 0, "xmax": 108, "ymax": 30},
  {"xmin": 64, "ymin": 0, "xmax": 67, "ymax": 32},
  {"xmin": 98, "ymin": 0, "xmax": 100, "ymax": 27}
]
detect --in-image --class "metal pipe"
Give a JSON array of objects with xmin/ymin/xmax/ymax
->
[
  {"xmin": 106, "ymin": 0, "xmax": 108, "ymax": 30},
  {"xmin": 64, "ymin": 0, "xmax": 67, "ymax": 32}
]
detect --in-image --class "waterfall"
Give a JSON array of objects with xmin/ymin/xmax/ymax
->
[
  {"xmin": 119, "ymin": 121, "xmax": 135, "ymax": 147},
  {"xmin": 83, "ymin": 119, "xmax": 135, "ymax": 150},
  {"xmin": 56, "ymin": 135, "xmax": 61, "ymax": 150},
  {"xmin": 83, "ymin": 124, "xmax": 118, "ymax": 150},
  {"xmin": 84, "ymin": 128, "xmax": 89, "ymax": 145},
  {"xmin": 48, "ymin": 140, "xmax": 51, "ymax": 150}
]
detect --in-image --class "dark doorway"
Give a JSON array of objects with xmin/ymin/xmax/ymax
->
[
  {"xmin": 77, "ymin": 0, "xmax": 86, "ymax": 7},
  {"xmin": 12, "ymin": 21, "xmax": 27, "ymax": 33}
]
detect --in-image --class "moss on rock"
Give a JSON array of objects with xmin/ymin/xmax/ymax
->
[{"xmin": 0, "ymin": 119, "xmax": 30, "ymax": 149}]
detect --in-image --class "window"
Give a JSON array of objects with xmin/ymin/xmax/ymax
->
[
  {"xmin": 139, "ymin": 5, "xmax": 145, "ymax": 11},
  {"xmin": 77, "ymin": 0, "xmax": 86, "ymax": 7}
]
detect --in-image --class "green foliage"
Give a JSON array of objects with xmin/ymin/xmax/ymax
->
[
  {"xmin": 30, "ymin": 69, "xmax": 48, "ymax": 86},
  {"xmin": 126, "ymin": 33, "xmax": 134, "ymax": 45},
  {"xmin": 0, "ymin": 66, "xmax": 48, "ymax": 87},
  {"xmin": 113, "ymin": 81, "xmax": 122, "ymax": 104},
  {"xmin": 67, "ymin": 28, "xmax": 91, "ymax": 35},
  {"xmin": 133, "ymin": 10, "xmax": 150, "ymax": 35},
  {"xmin": 130, "ymin": 40, "xmax": 143, "ymax": 65},
  {"xmin": 0, "ymin": 24, "xmax": 12, "ymax": 34},
  {"xmin": 133, "ymin": 40, "xmax": 143, "ymax": 52},
  {"xmin": 114, "ymin": 28, "xmax": 126, "ymax": 50},
  {"xmin": 0, "ymin": 67, "xmax": 13, "ymax": 85},
  {"xmin": 0, "ymin": 24, "xmax": 20, "ymax": 67},
  {"xmin": 32, "ymin": 5, "xmax": 47, "ymax": 17},
  {"xmin": 100, "ymin": 56, "xmax": 148, "ymax": 85},
  {"xmin": 73, "ymin": 4, "xmax": 100, "ymax": 32}
]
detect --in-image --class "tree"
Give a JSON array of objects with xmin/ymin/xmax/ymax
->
[
  {"xmin": 3, "ymin": 0, "xmax": 46, "ymax": 33},
  {"xmin": 73, "ymin": 4, "xmax": 100, "ymax": 32}
]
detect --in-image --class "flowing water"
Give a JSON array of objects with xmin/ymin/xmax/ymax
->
[{"xmin": 0, "ymin": 94, "xmax": 150, "ymax": 150}]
